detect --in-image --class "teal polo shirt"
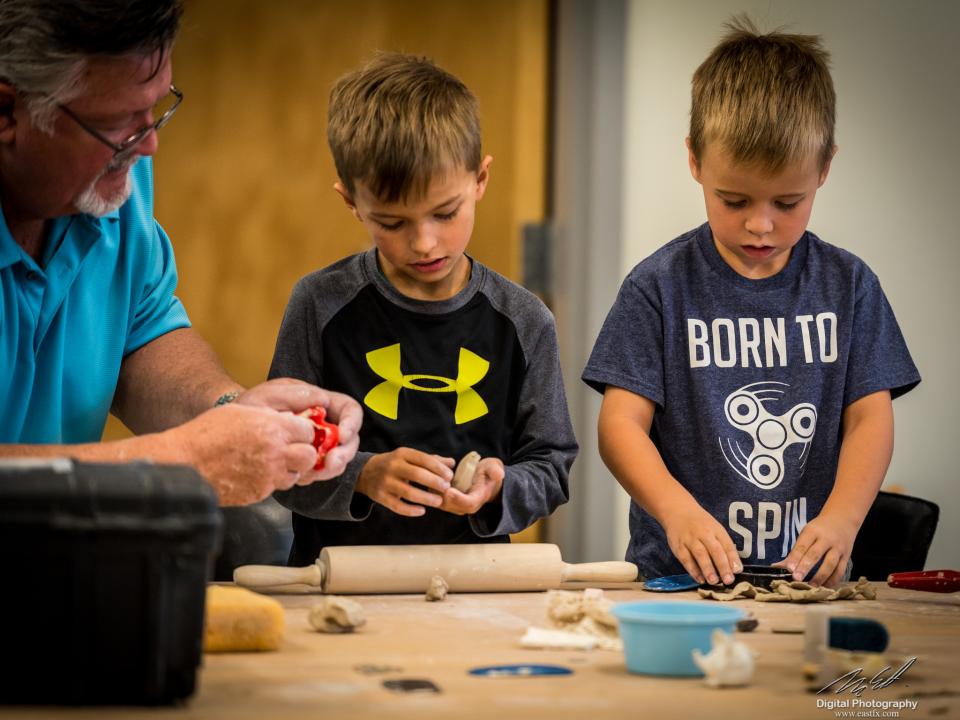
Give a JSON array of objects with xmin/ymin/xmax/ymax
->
[{"xmin": 0, "ymin": 157, "xmax": 190, "ymax": 443}]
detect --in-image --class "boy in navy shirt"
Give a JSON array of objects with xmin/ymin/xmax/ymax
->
[{"xmin": 583, "ymin": 19, "xmax": 919, "ymax": 587}]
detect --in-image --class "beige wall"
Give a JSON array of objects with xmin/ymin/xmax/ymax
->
[{"xmin": 616, "ymin": 0, "xmax": 960, "ymax": 568}]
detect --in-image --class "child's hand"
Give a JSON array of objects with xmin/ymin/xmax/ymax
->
[
  {"xmin": 661, "ymin": 502, "xmax": 743, "ymax": 585},
  {"xmin": 773, "ymin": 513, "xmax": 858, "ymax": 588},
  {"xmin": 355, "ymin": 448, "xmax": 454, "ymax": 517},
  {"xmin": 439, "ymin": 457, "xmax": 505, "ymax": 516}
]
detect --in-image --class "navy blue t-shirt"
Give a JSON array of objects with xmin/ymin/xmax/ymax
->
[{"xmin": 582, "ymin": 224, "xmax": 920, "ymax": 578}]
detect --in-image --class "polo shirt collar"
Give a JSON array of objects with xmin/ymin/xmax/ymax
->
[
  {"xmin": 0, "ymin": 201, "xmax": 116, "ymax": 272},
  {"xmin": 0, "ymin": 204, "xmax": 21, "ymax": 270}
]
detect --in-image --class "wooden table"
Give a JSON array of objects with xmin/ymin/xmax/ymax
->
[{"xmin": 4, "ymin": 584, "xmax": 959, "ymax": 719}]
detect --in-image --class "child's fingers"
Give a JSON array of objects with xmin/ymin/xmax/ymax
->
[
  {"xmin": 725, "ymin": 546, "xmax": 744, "ymax": 577},
  {"xmin": 689, "ymin": 541, "xmax": 722, "ymax": 585},
  {"xmin": 397, "ymin": 481, "xmax": 444, "ymax": 509},
  {"xmin": 789, "ymin": 536, "xmax": 827, "ymax": 582},
  {"xmin": 438, "ymin": 488, "xmax": 477, "ymax": 516},
  {"xmin": 704, "ymin": 534, "xmax": 737, "ymax": 585},
  {"xmin": 396, "ymin": 448, "xmax": 453, "ymax": 488},
  {"xmin": 821, "ymin": 554, "xmax": 848, "ymax": 589},
  {"xmin": 380, "ymin": 491, "xmax": 427, "ymax": 517},
  {"xmin": 403, "ymin": 465, "xmax": 451, "ymax": 494},
  {"xmin": 810, "ymin": 547, "xmax": 842, "ymax": 587},
  {"xmin": 672, "ymin": 544, "xmax": 704, "ymax": 584}
]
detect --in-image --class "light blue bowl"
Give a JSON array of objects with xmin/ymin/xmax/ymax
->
[{"xmin": 611, "ymin": 601, "xmax": 744, "ymax": 676}]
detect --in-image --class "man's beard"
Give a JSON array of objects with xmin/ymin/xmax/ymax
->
[{"xmin": 74, "ymin": 153, "xmax": 137, "ymax": 217}]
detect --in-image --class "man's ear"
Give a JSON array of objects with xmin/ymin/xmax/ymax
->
[
  {"xmin": 475, "ymin": 155, "xmax": 493, "ymax": 201},
  {"xmin": 685, "ymin": 137, "xmax": 702, "ymax": 184},
  {"xmin": 333, "ymin": 181, "xmax": 362, "ymax": 222},
  {"xmin": 0, "ymin": 83, "xmax": 19, "ymax": 144}
]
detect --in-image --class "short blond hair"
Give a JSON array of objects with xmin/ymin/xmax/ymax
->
[
  {"xmin": 689, "ymin": 16, "xmax": 836, "ymax": 172},
  {"xmin": 327, "ymin": 52, "xmax": 481, "ymax": 202}
]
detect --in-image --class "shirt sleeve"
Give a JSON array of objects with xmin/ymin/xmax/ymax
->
[
  {"xmin": 469, "ymin": 308, "xmax": 577, "ymax": 537},
  {"xmin": 581, "ymin": 268, "xmax": 665, "ymax": 406},
  {"xmin": 122, "ymin": 161, "xmax": 190, "ymax": 355},
  {"xmin": 843, "ymin": 272, "xmax": 921, "ymax": 405},
  {"xmin": 269, "ymin": 278, "xmax": 374, "ymax": 522}
]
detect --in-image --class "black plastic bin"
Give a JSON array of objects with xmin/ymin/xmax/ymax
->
[{"xmin": 0, "ymin": 459, "xmax": 222, "ymax": 705}]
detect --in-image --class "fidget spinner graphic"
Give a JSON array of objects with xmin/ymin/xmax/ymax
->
[{"xmin": 718, "ymin": 382, "xmax": 817, "ymax": 490}]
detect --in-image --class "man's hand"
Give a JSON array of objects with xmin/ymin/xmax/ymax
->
[
  {"xmin": 233, "ymin": 378, "xmax": 363, "ymax": 481},
  {"xmin": 355, "ymin": 448, "xmax": 453, "ymax": 517},
  {"xmin": 773, "ymin": 512, "xmax": 858, "ymax": 588},
  {"xmin": 439, "ymin": 457, "xmax": 504, "ymax": 515},
  {"xmin": 163, "ymin": 403, "xmax": 323, "ymax": 506},
  {"xmin": 661, "ymin": 501, "xmax": 743, "ymax": 586}
]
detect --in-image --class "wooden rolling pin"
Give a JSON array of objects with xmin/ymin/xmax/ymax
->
[{"xmin": 234, "ymin": 543, "xmax": 637, "ymax": 594}]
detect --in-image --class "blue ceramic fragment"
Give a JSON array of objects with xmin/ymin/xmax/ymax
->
[
  {"xmin": 643, "ymin": 573, "xmax": 700, "ymax": 592},
  {"xmin": 468, "ymin": 664, "xmax": 573, "ymax": 677}
]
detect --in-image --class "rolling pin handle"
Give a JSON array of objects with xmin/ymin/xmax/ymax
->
[
  {"xmin": 560, "ymin": 561, "xmax": 638, "ymax": 584},
  {"xmin": 233, "ymin": 562, "xmax": 324, "ymax": 588}
]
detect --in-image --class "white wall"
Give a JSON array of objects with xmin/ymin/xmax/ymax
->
[{"xmin": 617, "ymin": 0, "xmax": 960, "ymax": 569}]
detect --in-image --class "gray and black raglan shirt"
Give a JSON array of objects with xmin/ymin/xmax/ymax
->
[
  {"xmin": 270, "ymin": 250, "xmax": 577, "ymax": 565},
  {"xmin": 583, "ymin": 224, "xmax": 920, "ymax": 579}
]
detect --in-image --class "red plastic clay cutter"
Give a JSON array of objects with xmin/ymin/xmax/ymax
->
[
  {"xmin": 887, "ymin": 569, "xmax": 960, "ymax": 593},
  {"xmin": 299, "ymin": 406, "xmax": 339, "ymax": 470}
]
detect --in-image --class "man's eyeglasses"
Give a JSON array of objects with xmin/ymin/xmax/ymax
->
[{"xmin": 58, "ymin": 84, "xmax": 183, "ymax": 156}]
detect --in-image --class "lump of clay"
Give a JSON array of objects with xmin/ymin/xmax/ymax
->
[
  {"xmin": 425, "ymin": 575, "xmax": 449, "ymax": 602},
  {"xmin": 692, "ymin": 629, "xmax": 755, "ymax": 687},
  {"xmin": 544, "ymin": 589, "xmax": 621, "ymax": 650},
  {"xmin": 309, "ymin": 596, "xmax": 366, "ymax": 633},
  {"xmin": 520, "ymin": 626, "xmax": 597, "ymax": 650},
  {"xmin": 453, "ymin": 451, "xmax": 481, "ymax": 492},
  {"xmin": 698, "ymin": 576, "xmax": 876, "ymax": 603}
]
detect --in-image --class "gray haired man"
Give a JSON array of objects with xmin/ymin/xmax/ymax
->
[{"xmin": 0, "ymin": 0, "xmax": 362, "ymax": 504}]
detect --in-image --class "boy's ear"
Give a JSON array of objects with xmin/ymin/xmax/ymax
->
[
  {"xmin": 685, "ymin": 137, "xmax": 702, "ymax": 184},
  {"xmin": 333, "ymin": 181, "xmax": 362, "ymax": 222},
  {"xmin": 818, "ymin": 145, "xmax": 838, "ymax": 187},
  {"xmin": 474, "ymin": 155, "xmax": 493, "ymax": 200},
  {"xmin": 0, "ymin": 83, "xmax": 19, "ymax": 144}
]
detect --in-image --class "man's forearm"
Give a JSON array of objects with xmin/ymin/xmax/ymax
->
[
  {"xmin": 0, "ymin": 432, "xmax": 182, "ymax": 464},
  {"xmin": 112, "ymin": 328, "xmax": 242, "ymax": 433}
]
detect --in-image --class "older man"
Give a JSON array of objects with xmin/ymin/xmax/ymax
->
[{"xmin": 0, "ymin": 0, "xmax": 361, "ymax": 504}]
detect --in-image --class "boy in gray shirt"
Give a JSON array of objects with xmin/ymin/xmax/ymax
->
[
  {"xmin": 271, "ymin": 54, "xmax": 577, "ymax": 564},
  {"xmin": 583, "ymin": 19, "xmax": 919, "ymax": 587}
]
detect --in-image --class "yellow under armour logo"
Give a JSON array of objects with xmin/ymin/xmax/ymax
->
[{"xmin": 364, "ymin": 343, "xmax": 490, "ymax": 424}]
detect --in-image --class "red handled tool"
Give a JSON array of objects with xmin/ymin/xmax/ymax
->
[
  {"xmin": 887, "ymin": 569, "xmax": 960, "ymax": 593},
  {"xmin": 299, "ymin": 406, "xmax": 339, "ymax": 470}
]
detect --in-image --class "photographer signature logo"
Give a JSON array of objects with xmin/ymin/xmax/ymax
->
[{"xmin": 817, "ymin": 658, "xmax": 916, "ymax": 697}]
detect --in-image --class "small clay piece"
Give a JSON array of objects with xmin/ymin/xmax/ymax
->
[
  {"xmin": 425, "ymin": 575, "xmax": 449, "ymax": 602},
  {"xmin": 543, "ymin": 589, "xmax": 621, "ymax": 650},
  {"xmin": 698, "ymin": 576, "xmax": 877, "ymax": 604},
  {"xmin": 354, "ymin": 664, "xmax": 403, "ymax": 675},
  {"xmin": 519, "ymin": 627, "xmax": 598, "ymax": 650},
  {"xmin": 452, "ymin": 451, "xmax": 481, "ymax": 492},
  {"xmin": 308, "ymin": 596, "xmax": 366, "ymax": 633},
  {"xmin": 736, "ymin": 614, "xmax": 759, "ymax": 632},
  {"xmin": 692, "ymin": 629, "xmax": 756, "ymax": 687}
]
